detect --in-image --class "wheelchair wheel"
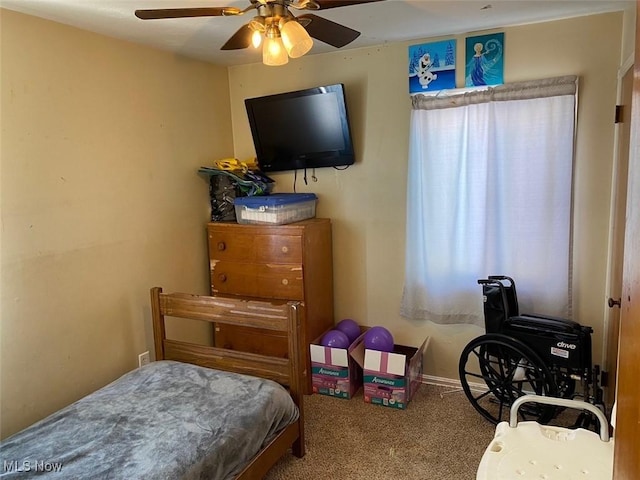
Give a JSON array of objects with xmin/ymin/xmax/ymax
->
[{"xmin": 459, "ymin": 334, "xmax": 558, "ymax": 425}]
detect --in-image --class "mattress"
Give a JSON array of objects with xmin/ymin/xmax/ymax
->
[{"xmin": 0, "ymin": 361, "xmax": 298, "ymax": 479}]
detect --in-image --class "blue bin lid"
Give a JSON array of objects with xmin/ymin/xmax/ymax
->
[{"xmin": 234, "ymin": 193, "xmax": 317, "ymax": 207}]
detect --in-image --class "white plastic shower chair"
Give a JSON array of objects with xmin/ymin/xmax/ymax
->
[{"xmin": 476, "ymin": 395, "xmax": 614, "ymax": 479}]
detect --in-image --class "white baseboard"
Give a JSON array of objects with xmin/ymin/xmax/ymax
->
[
  {"xmin": 421, "ymin": 374, "xmax": 487, "ymax": 392},
  {"xmin": 422, "ymin": 374, "xmax": 462, "ymax": 388}
]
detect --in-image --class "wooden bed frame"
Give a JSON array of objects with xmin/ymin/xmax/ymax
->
[{"xmin": 150, "ymin": 287, "xmax": 305, "ymax": 479}]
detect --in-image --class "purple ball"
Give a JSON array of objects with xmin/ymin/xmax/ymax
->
[
  {"xmin": 321, "ymin": 329, "xmax": 350, "ymax": 349},
  {"xmin": 363, "ymin": 326, "xmax": 394, "ymax": 352},
  {"xmin": 335, "ymin": 318, "xmax": 360, "ymax": 343}
]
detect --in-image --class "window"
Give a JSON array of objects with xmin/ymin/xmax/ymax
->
[{"xmin": 401, "ymin": 76, "xmax": 577, "ymax": 326}]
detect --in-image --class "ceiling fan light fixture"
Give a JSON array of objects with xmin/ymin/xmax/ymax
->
[
  {"xmin": 252, "ymin": 29, "xmax": 263, "ymax": 48},
  {"xmin": 134, "ymin": 0, "xmax": 368, "ymax": 64},
  {"xmin": 280, "ymin": 19, "xmax": 313, "ymax": 58},
  {"xmin": 263, "ymin": 27, "xmax": 289, "ymax": 66},
  {"xmin": 249, "ymin": 16, "xmax": 266, "ymax": 48}
]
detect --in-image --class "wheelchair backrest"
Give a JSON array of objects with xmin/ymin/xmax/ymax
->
[
  {"xmin": 478, "ymin": 275, "xmax": 594, "ymax": 373},
  {"xmin": 478, "ymin": 276, "xmax": 519, "ymax": 333}
]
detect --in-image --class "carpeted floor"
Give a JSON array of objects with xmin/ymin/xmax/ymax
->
[{"xmin": 265, "ymin": 384, "xmax": 496, "ymax": 480}]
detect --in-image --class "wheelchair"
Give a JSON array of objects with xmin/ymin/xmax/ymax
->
[{"xmin": 458, "ymin": 275, "xmax": 604, "ymax": 426}]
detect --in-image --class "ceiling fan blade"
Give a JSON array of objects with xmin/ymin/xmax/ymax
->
[
  {"xmin": 221, "ymin": 24, "xmax": 254, "ymax": 50},
  {"xmin": 314, "ymin": 0, "xmax": 384, "ymax": 9},
  {"xmin": 134, "ymin": 7, "xmax": 241, "ymax": 20},
  {"xmin": 298, "ymin": 13, "xmax": 359, "ymax": 48}
]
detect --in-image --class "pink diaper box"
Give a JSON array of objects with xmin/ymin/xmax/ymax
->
[
  {"xmin": 310, "ymin": 329, "xmax": 366, "ymax": 399},
  {"xmin": 351, "ymin": 336, "xmax": 430, "ymax": 409}
]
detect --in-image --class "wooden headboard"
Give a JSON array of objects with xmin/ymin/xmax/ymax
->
[
  {"xmin": 149, "ymin": 287, "xmax": 306, "ymax": 474},
  {"xmin": 151, "ymin": 286, "xmax": 303, "ymax": 388}
]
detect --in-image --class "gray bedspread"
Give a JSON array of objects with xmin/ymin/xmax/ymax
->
[{"xmin": 0, "ymin": 361, "xmax": 298, "ymax": 479}]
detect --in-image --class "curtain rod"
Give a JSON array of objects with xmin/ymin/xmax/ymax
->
[{"xmin": 411, "ymin": 75, "xmax": 578, "ymax": 110}]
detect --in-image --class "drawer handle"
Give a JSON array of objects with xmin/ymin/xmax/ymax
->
[
  {"xmin": 281, "ymin": 246, "xmax": 289, "ymax": 254},
  {"xmin": 217, "ymin": 241, "xmax": 226, "ymax": 251},
  {"xmin": 281, "ymin": 278, "xmax": 289, "ymax": 286},
  {"xmin": 218, "ymin": 274, "xmax": 227, "ymax": 283}
]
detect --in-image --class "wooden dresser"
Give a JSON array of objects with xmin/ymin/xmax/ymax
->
[{"xmin": 207, "ymin": 218, "xmax": 334, "ymax": 391}]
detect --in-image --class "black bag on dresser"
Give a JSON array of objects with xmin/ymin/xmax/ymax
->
[
  {"xmin": 209, "ymin": 174, "xmax": 243, "ymax": 222},
  {"xmin": 201, "ymin": 164, "xmax": 274, "ymax": 222}
]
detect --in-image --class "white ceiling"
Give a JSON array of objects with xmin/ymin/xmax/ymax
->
[{"xmin": 2, "ymin": 0, "xmax": 633, "ymax": 66}]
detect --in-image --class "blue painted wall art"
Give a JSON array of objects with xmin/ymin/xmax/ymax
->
[
  {"xmin": 409, "ymin": 40, "xmax": 456, "ymax": 94},
  {"xmin": 465, "ymin": 33, "xmax": 504, "ymax": 87}
]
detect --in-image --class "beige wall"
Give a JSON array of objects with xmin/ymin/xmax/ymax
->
[
  {"xmin": 0, "ymin": 10, "xmax": 233, "ymax": 437},
  {"xmin": 228, "ymin": 12, "xmax": 624, "ymax": 381}
]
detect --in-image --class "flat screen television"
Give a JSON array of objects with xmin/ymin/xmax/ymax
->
[{"xmin": 245, "ymin": 83, "xmax": 355, "ymax": 173}]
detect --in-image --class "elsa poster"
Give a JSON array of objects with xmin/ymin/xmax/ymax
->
[
  {"xmin": 465, "ymin": 33, "xmax": 504, "ymax": 87},
  {"xmin": 408, "ymin": 40, "xmax": 456, "ymax": 94}
]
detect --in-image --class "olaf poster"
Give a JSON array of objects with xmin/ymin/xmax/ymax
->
[
  {"xmin": 465, "ymin": 32, "xmax": 504, "ymax": 87},
  {"xmin": 408, "ymin": 40, "xmax": 456, "ymax": 94}
]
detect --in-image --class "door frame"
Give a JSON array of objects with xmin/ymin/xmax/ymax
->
[
  {"xmin": 612, "ymin": 1, "xmax": 640, "ymax": 476},
  {"xmin": 603, "ymin": 56, "xmax": 634, "ymax": 408}
]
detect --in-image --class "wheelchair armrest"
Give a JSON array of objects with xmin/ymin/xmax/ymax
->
[
  {"xmin": 510, "ymin": 395, "xmax": 610, "ymax": 442},
  {"xmin": 507, "ymin": 314, "xmax": 585, "ymax": 333}
]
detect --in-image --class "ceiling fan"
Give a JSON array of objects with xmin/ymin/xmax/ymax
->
[{"xmin": 135, "ymin": 0, "xmax": 383, "ymax": 65}]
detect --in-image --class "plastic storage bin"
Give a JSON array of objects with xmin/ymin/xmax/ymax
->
[{"xmin": 234, "ymin": 193, "xmax": 317, "ymax": 225}]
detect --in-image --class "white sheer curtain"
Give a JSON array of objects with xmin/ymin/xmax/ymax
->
[{"xmin": 401, "ymin": 76, "xmax": 577, "ymax": 326}]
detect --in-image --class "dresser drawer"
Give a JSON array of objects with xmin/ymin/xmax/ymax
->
[
  {"xmin": 211, "ymin": 262, "xmax": 304, "ymax": 300},
  {"xmin": 208, "ymin": 230, "xmax": 303, "ymax": 264}
]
